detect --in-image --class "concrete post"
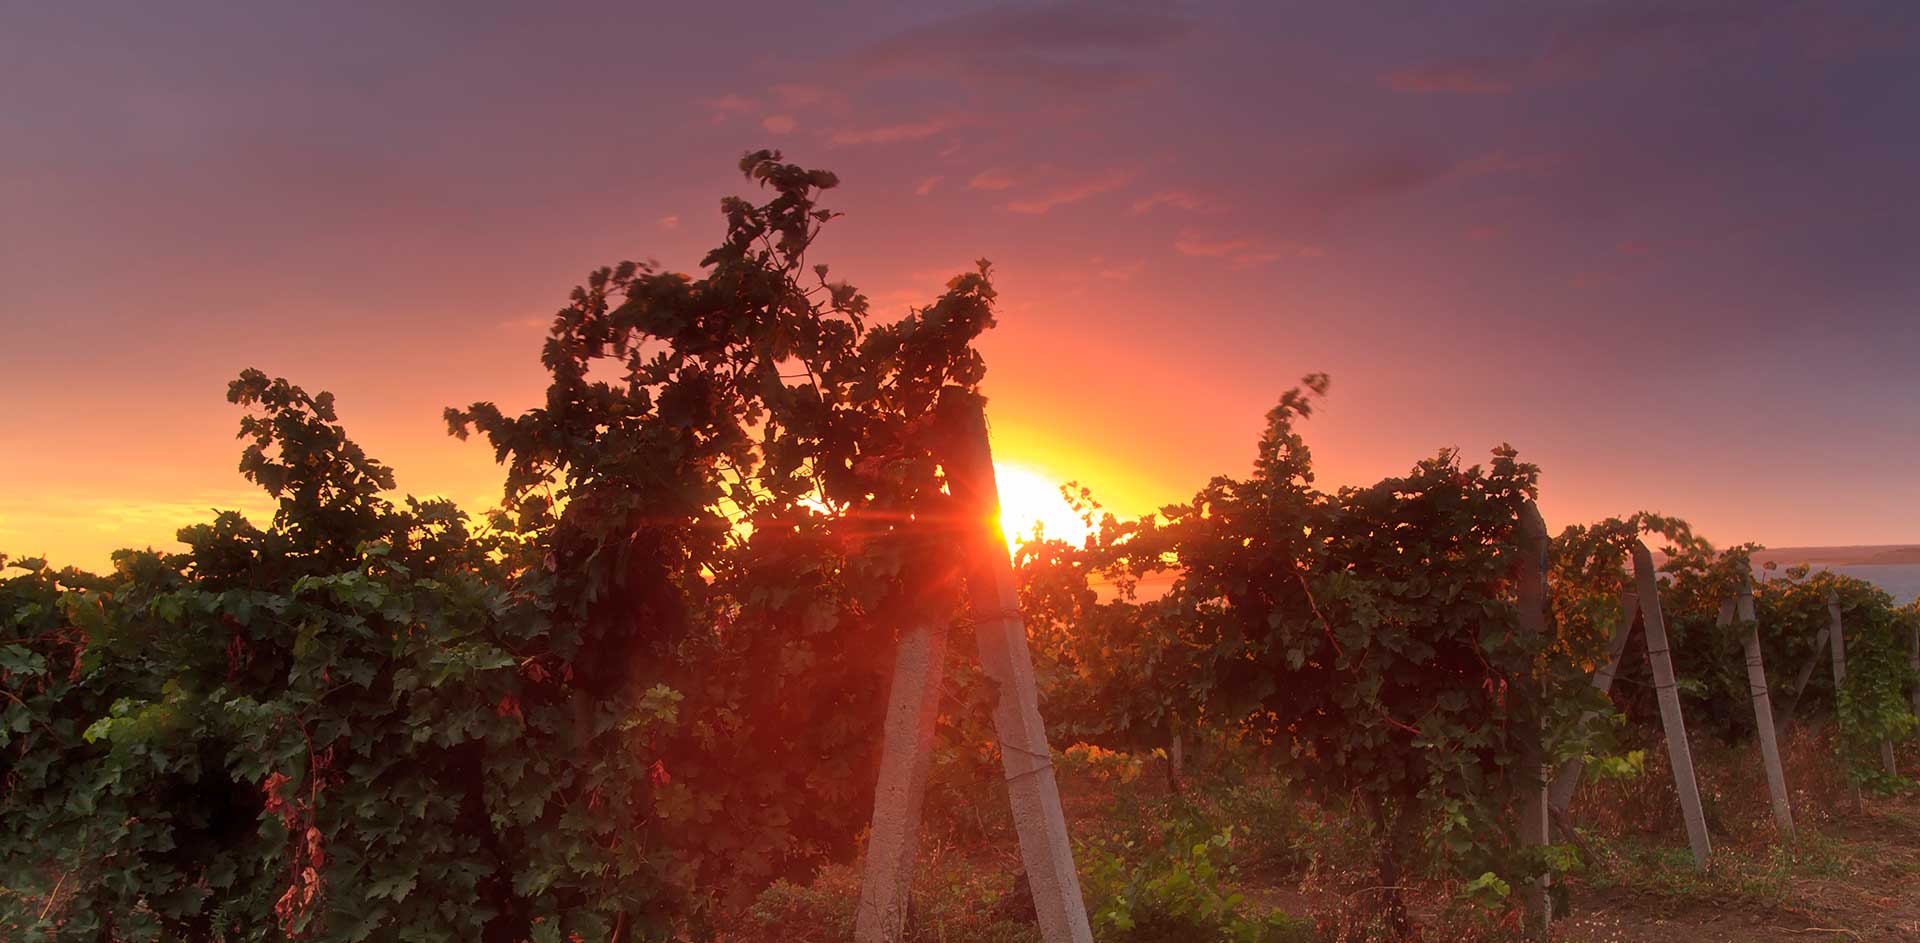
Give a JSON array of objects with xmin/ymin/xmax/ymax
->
[
  {"xmin": 1632, "ymin": 542, "xmax": 1713, "ymax": 869},
  {"xmin": 1781, "ymin": 624, "xmax": 1831, "ymax": 737},
  {"xmin": 1828, "ymin": 593, "xmax": 1897, "ymax": 779},
  {"xmin": 1514, "ymin": 501, "xmax": 1552, "ymax": 936},
  {"xmin": 854, "ymin": 621, "xmax": 952, "ymax": 943},
  {"xmin": 1735, "ymin": 578, "xmax": 1794, "ymax": 838},
  {"xmin": 1547, "ymin": 591, "xmax": 1638, "ymax": 817},
  {"xmin": 1911, "ymin": 622, "xmax": 1920, "ymax": 721},
  {"xmin": 1828, "ymin": 592, "xmax": 1848, "ymax": 699},
  {"xmin": 936, "ymin": 389, "xmax": 1094, "ymax": 943}
]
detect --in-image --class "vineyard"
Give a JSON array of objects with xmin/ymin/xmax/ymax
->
[{"xmin": 4, "ymin": 153, "xmax": 1919, "ymax": 943}]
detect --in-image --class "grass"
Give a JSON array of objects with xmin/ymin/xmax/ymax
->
[{"xmin": 727, "ymin": 725, "xmax": 1920, "ymax": 942}]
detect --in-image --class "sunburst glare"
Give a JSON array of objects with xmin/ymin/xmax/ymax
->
[{"xmin": 990, "ymin": 462, "xmax": 1091, "ymax": 554}]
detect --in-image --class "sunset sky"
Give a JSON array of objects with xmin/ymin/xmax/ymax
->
[{"xmin": 4, "ymin": 1, "xmax": 1918, "ymax": 570}]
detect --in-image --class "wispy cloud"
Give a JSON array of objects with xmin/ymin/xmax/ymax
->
[
  {"xmin": 658, "ymin": 215, "xmax": 680, "ymax": 230},
  {"xmin": 915, "ymin": 176, "xmax": 944, "ymax": 196},
  {"xmin": 761, "ymin": 114, "xmax": 797, "ymax": 134},
  {"xmin": 830, "ymin": 116, "xmax": 966, "ymax": 146},
  {"xmin": 968, "ymin": 168, "xmax": 1017, "ymax": 191},
  {"xmin": 1171, "ymin": 234, "xmax": 1246, "ymax": 258},
  {"xmin": 1174, "ymin": 231, "xmax": 1323, "ymax": 267},
  {"xmin": 1380, "ymin": 1, "xmax": 1799, "ymax": 95},
  {"xmin": 700, "ymin": 93, "xmax": 758, "ymax": 120},
  {"xmin": 1005, "ymin": 167, "xmax": 1135, "ymax": 214},
  {"xmin": 1093, "ymin": 258, "xmax": 1142, "ymax": 281},
  {"xmin": 1132, "ymin": 190, "xmax": 1207, "ymax": 214},
  {"xmin": 771, "ymin": 83, "xmax": 830, "ymax": 106},
  {"xmin": 1294, "ymin": 149, "xmax": 1453, "ymax": 220}
]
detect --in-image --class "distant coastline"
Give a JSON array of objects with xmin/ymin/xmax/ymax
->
[
  {"xmin": 1088, "ymin": 545, "xmax": 1920, "ymax": 605},
  {"xmin": 1752, "ymin": 545, "xmax": 1920, "ymax": 567}
]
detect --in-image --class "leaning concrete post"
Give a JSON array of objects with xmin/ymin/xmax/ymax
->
[
  {"xmin": 1548, "ymin": 591, "xmax": 1638, "ymax": 816},
  {"xmin": 855, "ymin": 620, "xmax": 953, "ymax": 943},
  {"xmin": 1911, "ymin": 622, "xmax": 1920, "ymax": 722},
  {"xmin": 1827, "ymin": 594, "xmax": 1897, "ymax": 779},
  {"xmin": 1736, "ymin": 578, "xmax": 1794, "ymax": 838},
  {"xmin": 1780, "ymin": 623, "xmax": 1832, "ymax": 737},
  {"xmin": 1827, "ymin": 592, "xmax": 1861, "ymax": 808},
  {"xmin": 936, "ymin": 389, "xmax": 1094, "ymax": 943},
  {"xmin": 1828, "ymin": 592, "xmax": 1849, "ymax": 703},
  {"xmin": 1513, "ymin": 501, "xmax": 1552, "ymax": 936},
  {"xmin": 1632, "ymin": 542, "xmax": 1713, "ymax": 869}
]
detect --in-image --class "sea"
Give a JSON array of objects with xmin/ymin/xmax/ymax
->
[{"xmin": 1777, "ymin": 564, "xmax": 1920, "ymax": 606}]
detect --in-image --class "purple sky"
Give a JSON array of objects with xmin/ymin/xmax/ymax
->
[{"xmin": 3, "ymin": 1, "xmax": 1918, "ymax": 568}]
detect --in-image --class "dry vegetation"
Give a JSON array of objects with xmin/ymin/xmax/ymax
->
[{"xmin": 725, "ymin": 727, "xmax": 1919, "ymax": 943}]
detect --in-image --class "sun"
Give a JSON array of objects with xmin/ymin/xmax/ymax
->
[{"xmin": 991, "ymin": 462, "xmax": 1092, "ymax": 553}]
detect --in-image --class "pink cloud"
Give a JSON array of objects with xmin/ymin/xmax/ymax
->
[
  {"xmin": 701, "ymin": 93, "xmax": 759, "ymax": 119},
  {"xmin": 1006, "ymin": 167, "xmax": 1135, "ymax": 214},
  {"xmin": 968, "ymin": 169, "xmax": 1016, "ymax": 191},
  {"xmin": 1172, "ymin": 234, "xmax": 1246, "ymax": 258},
  {"xmin": 915, "ymin": 175, "xmax": 944, "ymax": 196},
  {"xmin": 1174, "ymin": 231, "xmax": 1322, "ymax": 267},
  {"xmin": 771, "ymin": 84, "xmax": 829, "ymax": 106},
  {"xmin": 762, "ymin": 114, "xmax": 797, "ymax": 134},
  {"xmin": 1132, "ymin": 190, "xmax": 1206, "ymax": 214},
  {"xmin": 829, "ymin": 116, "xmax": 964, "ymax": 145}
]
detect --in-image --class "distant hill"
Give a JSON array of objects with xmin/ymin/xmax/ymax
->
[
  {"xmin": 1753, "ymin": 545, "xmax": 1920, "ymax": 567},
  {"xmin": 1084, "ymin": 545, "xmax": 1920, "ymax": 604}
]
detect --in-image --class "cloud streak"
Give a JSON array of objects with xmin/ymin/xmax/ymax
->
[
  {"xmin": 1380, "ymin": 0, "xmax": 1806, "ymax": 94},
  {"xmin": 1005, "ymin": 167, "xmax": 1135, "ymax": 214},
  {"xmin": 830, "ymin": 116, "xmax": 967, "ymax": 146},
  {"xmin": 1173, "ymin": 230, "xmax": 1324, "ymax": 267},
  {"xmin": 1132, "ymin": 190, "xmax": 1207, "ymax": 214}
]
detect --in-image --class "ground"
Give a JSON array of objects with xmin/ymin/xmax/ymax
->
[
  {"xmin": 1555, "ymin": 792, "xmax": 1920, "ymax": 942},
  {"xmin": 728, "ymin": 727, "xmax": 1920, "ymax": 942}
]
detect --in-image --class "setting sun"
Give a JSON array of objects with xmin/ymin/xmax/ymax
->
[{"xmin": 990, "ymin": 462, "xmax": 1092, "ymax": 552}]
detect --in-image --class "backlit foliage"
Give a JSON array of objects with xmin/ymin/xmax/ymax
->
[{"xmin": 2, "ymin": 151, "xmax": 1003, "ymax": 941}]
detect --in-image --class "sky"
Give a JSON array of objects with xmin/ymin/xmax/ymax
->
[{"xmin": 3, "ymin": 0, "xmax": 1919, "ymax": 570}]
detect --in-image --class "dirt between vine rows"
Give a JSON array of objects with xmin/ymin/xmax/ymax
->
[{"xmin": 1554, "ymin": 792, "xmax": 1920, "ymax": 943}]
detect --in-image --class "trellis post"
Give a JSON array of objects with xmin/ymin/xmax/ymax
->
[
  {"xmin": 1829, "ymin": 592, "xmax": 1861, "ymax": 811},
  {"xmin": 1733, "ymin": 577, "xmax": 1794, "ymax": 838},
  {"xmin": 1514, "ymin": 501, "xmax": 1552, "ymax": 936},
  {"xmin": 854, "ymin": 619, "xmax": 953, "ymax": 943},
  {"xmin": 1911, "ymin": 621, "xmax": 1920, "ymax": 721},
  {"xmin": 1632, "ymin": 542, "xmax": 1713, "ymax": 869},
  {"xmin": 1826, "ymin": 593, "xmax": 1897, "ymax": 781},
  {"xmin": 1911, "ymin": 620, "xmax": 1920, "ymax": 728},
  {"xmin": 1547, "ymin": 591, "xmax": 1637, "ymax": 817},
  {"xmin": 1780, "ymin": 621, "xmax": 1832, "ymax": 736},
  {"xmin": 854, "ymin": 390, "xmax": 1093, "ymax": 943}
]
